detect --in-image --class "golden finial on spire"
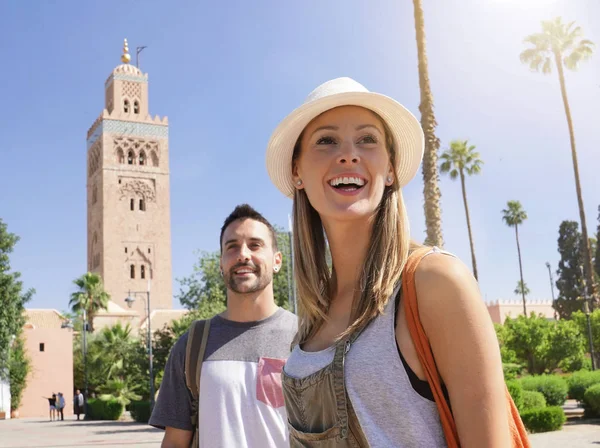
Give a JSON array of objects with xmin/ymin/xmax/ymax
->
[{"xmin": 121, "ymin": 38, "xmax": 131, "ymax": 64}]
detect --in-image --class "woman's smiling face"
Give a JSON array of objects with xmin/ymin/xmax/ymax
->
[{"xmin": 293, "ymin": 105, "xmax": 394, "ymax": 223}]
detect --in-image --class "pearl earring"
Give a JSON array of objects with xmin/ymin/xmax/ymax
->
[
  {"xmin": 387, "ymin": 176, "xmax": 392, "ymax": 183},
  {"xmin": 296, "ymin": 180, "xmax": 302, "ymax": 186}
]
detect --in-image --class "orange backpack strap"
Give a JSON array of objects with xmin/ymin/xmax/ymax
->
[{"xmin": 402, "ymin": 247, "xmax": 530, "ymax": 448}]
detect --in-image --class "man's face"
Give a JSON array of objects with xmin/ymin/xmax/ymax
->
[
  {"xmin": 220, "ymin": 219, "xmax": 282, "ymax": 294},
  {"xmin": 76, "ymin": 390, "xmax": 80, "ymax": 394}
]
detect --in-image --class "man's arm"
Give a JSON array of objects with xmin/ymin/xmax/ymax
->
[
  {"xmin": 161, "ymin": 427, "xmax": 193, "ymax": 448},
  {"xmin": 149, "ymin": 331, "xmax": 196, "ymax": 445}
]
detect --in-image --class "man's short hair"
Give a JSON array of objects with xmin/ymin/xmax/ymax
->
[{"xmin": 220, "ymin": 204, "xmax": 278, "ymax": 251}]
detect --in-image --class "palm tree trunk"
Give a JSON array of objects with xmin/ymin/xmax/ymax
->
[
  {"xmin": 412, "ymin": 0, "xmax": 444, "ymax": 248},
  {"xmin": 554, "ymin": 51, "xmax": 597, "ymax": 304},
  {"xmin": 459, "ymin": 170, "xmax": 478, "ymax": 280},
  {"xmin": 515, "ymin": 224, "xmax": 527, "ymax": 316}
]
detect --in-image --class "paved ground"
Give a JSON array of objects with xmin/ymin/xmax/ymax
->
[
  {"xmin": 0, "ymin": 415, "xmax": 599, "ymax": 447},
  {"xmin": 529, "ymin": 419, "xmax": 600, "ymax": 447},
  {"xmin": 0, "ymin": 416, "xmax": 163, "ymax": 447}
]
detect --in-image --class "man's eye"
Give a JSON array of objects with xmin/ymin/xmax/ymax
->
[{"xmin": 316, "ymin": 136, "xmax": 336, "ymax": 145}]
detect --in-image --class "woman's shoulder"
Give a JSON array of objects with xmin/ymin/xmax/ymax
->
[{"xmin": 412, "ymin": 246, "xmax": 479, "ymax": 309}]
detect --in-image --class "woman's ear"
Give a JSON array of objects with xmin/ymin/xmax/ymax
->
[
  {"xmin": 386, "ymin": 165, "xmax": 395, "ymax": 186},
  {"xmin": 292, "ymin": 163, "xmax": 304, "ymax": 190}
]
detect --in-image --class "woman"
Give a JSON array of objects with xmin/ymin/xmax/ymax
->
[
  {"xmin": 265, "ymin": 78, "xmax": 513, "ymax": 447},
  {"xmin": 44, "ymin": 393, "xmax": 57, "ymax": 421}
]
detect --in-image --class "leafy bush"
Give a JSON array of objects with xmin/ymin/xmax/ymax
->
[
  {"xmin": 9, "ymin": 336, "xmax": 30, "ymax": 410},
  {"xmin": 583, "ymin": 384, "xmax": 600, "ymax": 418},
  {"xmin": 521, "ymin": 375, "xmax": 568, "ymax": 406},
  {"xmin": 502, "ymin": 315, "xmax": 586, "ymax": 375},
  {"xmin": 520, "ymin": 407, "xmax": 566, "ymax": 433},
  {"xmin": 503, "ymin": 363, "xmax": 523, "ymax": 381},
  {"xmin": 86, "ymin": 397, "xmax": 124, "ymax": 421},
  {"xmin": 506, "ymin": 380, "xmax": 524, "ymax": 411},
  {"xmin": 567, "ymin": 370, "xmax": 600, "ymax": 402},
  {"xmin": 522, "ymin": 390, "xmax": 546, "ymax": 411},
  {"xmin": 129, "ymin": 401, "xmax": 151, "ymax": 423}
]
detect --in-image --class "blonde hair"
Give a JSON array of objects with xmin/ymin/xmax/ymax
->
[{"xmin": 291, "ymin": 110, "xmax": 418, "ymax": 344}]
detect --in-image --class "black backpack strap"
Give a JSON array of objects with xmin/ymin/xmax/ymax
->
[{"xmin": 184, "ymin": 318, "xmax": 212, "ymax": 448}]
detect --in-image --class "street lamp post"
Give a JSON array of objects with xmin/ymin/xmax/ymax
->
[
  {"xmin": 125, "ymin": 287, "xmax": 154, "ymax": 409},
  {"xmin": 545, "ymin": 262, "xmax": 555, "ymax": 302}
]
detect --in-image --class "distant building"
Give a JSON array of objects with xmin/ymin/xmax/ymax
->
[
  {"xmin": 487, "ymin": 299, "xmax": 556, "ymax": 324},
  {"xmin": 18, "ymin": 310, "xmax": 74, "ymax": 418}
]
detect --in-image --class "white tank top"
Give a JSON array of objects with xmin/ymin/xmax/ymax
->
[{"xmin": 284, "ymin": 250, "xmax": 449, "ymax": 447}]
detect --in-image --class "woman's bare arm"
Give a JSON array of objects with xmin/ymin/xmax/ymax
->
[{"xmin": 415, "ymin": 253, "xmax": 510, "ymax": 448}]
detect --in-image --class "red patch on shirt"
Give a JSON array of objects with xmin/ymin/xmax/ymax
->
[{"xmin": 256, "ymin": 357, "xmax": 286, "ymax": 408}]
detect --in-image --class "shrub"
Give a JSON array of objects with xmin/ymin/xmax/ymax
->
[
  {"xmin": 567, "ymin": 370, "xmax": 600, "ymax": 402},
  {"xmin": 506, "ymin": 380, "xmax": 524, "ymax": 411},
  {"xmin": 86, "ymin": 397, "xmax": 124, "ymax": 421},
  {"xmin": 522, "ymin": 391, "xmax": 546, "ymax": 411},
  {"xmin": 583, "ymin": 384, "xmax": 600, "ymax": 418},
  {"xmin": 9, "ymin": 336, "xmax": 30, "ymax": 411},
  {"xmin": 129, "ymin": 401, "xmax": 151, "ymax": 423},
  {"xmin": 520, "ymin": 407, "xmax": 566, "ymax": 433},
  {"xmin": 521, "ymin": 375, "xmax": 568, "ymax": 406}
]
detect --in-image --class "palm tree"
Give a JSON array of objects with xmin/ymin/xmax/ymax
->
[
  {"xmin": 520, "ymin": 17, "xmax": 597, "ymax": 300},
  {"xmin": 503, "ymin": 201, "xmax": 528, "ymax": 315},
  {"xmin": 514, "ymin": 281, "xmax": 530, "ymax": 299},
  {"xmin": 69, "ymin": 272, "xmax": 110, "ymax": 333},
  {"xmin": 412, "ymin": 0, "xmax": 444, "ymax": 248},
  {"xmin": 440, "ymin": 140, "xmax": 483, "ymax": 280}
]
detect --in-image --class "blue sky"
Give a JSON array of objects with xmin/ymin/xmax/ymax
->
[{"xmin": 0, "ymin": 0, "xmax": 598, "ymax": 312}]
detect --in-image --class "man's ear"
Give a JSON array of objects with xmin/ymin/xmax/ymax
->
[{"xmin": 273, "ymin": 251, "xmax": 283, "ymax": 273}]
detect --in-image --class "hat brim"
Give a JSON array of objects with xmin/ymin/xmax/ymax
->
[{"xmin": 266, "ymin": 91, "xmax": 424, "ymax": 199}]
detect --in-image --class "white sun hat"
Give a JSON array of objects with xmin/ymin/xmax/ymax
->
[{"xmin": 266, "ymin": 77, "xmax": 425, "ymax": 198}]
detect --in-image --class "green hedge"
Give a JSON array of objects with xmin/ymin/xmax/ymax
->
[
  {"xmin": 522, "ymin": 390, "xmax": 546, "ymax": 411},
  {"xmin": 567, "ymin": 370, "xmax": 600, "ymax": 402},
  {"xmin": 506, "ymin": 380, "xmax": 524, "ymax": 411},
  {"xmin": 520, "ymin": 407, "xmax": 566, "ymax": 433},
  {"xmin": 86, "ymin": 398, "xmax": 124, "ymax": 421},
  {"xmin": 583, "ymin": 384, "xmax": 600, "ymax": 418},
  {"xmin": 520, "ymin": 375, "xmax": 568, "ymax": 406},
  {"xmin": 129, "ymin": 401, "xmax": 151, "ymax": 423}
]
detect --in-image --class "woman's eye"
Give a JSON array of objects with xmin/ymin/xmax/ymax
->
[
  {"xmin": 358, "ymin": 134, "xmax": 378, "ymax": 144},
  {"xmin": 316, "ymin": 136, "xmax": 337, "ymax": 145}
]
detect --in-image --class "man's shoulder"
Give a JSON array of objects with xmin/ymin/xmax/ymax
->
[{"xmin": 278, "ymin": 309, "xmax": 299, "ymax": 329}]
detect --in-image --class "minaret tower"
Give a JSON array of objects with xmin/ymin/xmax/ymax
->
[{"xmin": 86, "ymin": 39, "xmax": 172, "ymax": 318}]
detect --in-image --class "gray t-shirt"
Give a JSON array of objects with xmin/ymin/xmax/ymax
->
[{"xmin": 149, "ymin": 307, "xmax": 298, "ymax": 448}]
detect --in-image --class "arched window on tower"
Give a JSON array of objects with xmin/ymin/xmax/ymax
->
[
  {"xmin": 151, "ymin": 151, "xmax": 159, "ymax": 167},
  {"xmin": 141, "ymin": 265, "xmax": 146, "ymax": 279},
  {"xmin": 117, "ymin": 149, "xmax": 125, "ymax": 164},
  {"xmin": 139, "ymin": 151, "xmax": 146, "ymax": 166},
  {"xmin": 139, "ymin": 198, "xmax": 145, "ymax": 211},
  {"xmin": 92, "ymin": 185, "xmax": 97, "ymax": 204},
  {"xmin": 124, "ymin": 99, "xmax": 130, "ymax": 113},
  {"xmin": 130, "ymin": 264, "xmax": 135, "ymax": 279},
  {"xmin": 130, "ymin": 198, "xmax": 135, "ymax": 211},
  {"xmin": 134, "ymin": 101, "xmax": 140, "ymax": 114},
  {"xmin": 127, "ymin": 150, "xmax": 134, "ymax": 165}
]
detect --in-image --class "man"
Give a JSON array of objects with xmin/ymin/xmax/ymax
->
[
  {"xmin": 56, "ymin": 392, "xmax": 65, "ymax": 421},
  {"xmin": 74, "ymin": 389, "xmax": 84, "ymax": 420},
  {"xmin": 149, "ymin": 204, "xmax": 298, "ymax": 448}
]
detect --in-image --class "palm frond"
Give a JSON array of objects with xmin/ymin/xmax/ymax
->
[
  {"xmin": 449, "ymin": 169, "xmax": 459, "ymax": 180},
  {"xmin": 542, "ymin": 58, "xmax": 552, "ymax": 74}
]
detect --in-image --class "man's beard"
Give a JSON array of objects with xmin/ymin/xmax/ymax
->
[{"xmin": 225, "ymin": 262, "xmax": 273, "ymax": 294}]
